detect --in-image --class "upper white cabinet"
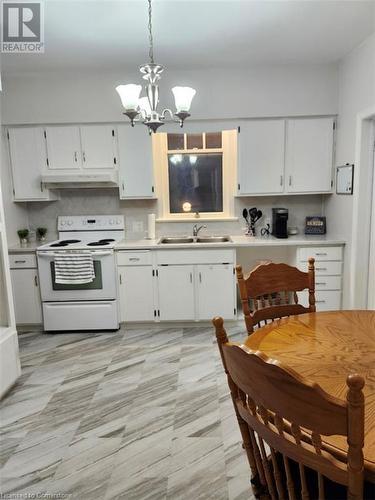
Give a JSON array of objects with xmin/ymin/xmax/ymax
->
[
  {"xmin": 45, "ymin": 126, "xmax": 82, "ymax": 170},
  {"xmin": 285, "ymin": 118, "xmax": 334, "ymax": 193},
  {"xmin": 80, "ymin": 125, "xmax": 117, "ymax": 170},
  {"xmin": 238, "ymin": 120, "xmax": 285, "ymax": 195},
  {"xmin": 117, "ymin": 125, "xmax": 155, "ymax": 199},
  {"xmin": 7, "ymin": 127, "xmax": 57, "ymax": 201},
  {"xmin": 238, "ymin": 117, "xmax": 335, "ymax": 196}
]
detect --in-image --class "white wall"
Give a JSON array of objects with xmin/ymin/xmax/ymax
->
[
  {"xmin": 325, "ymin": 32, "xmax": 375, "ymax": 307},
  {"xmin": 1, "ymin": 63, "xmax": 338, "ymax": 124}
]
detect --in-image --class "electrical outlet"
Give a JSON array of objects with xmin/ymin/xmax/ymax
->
[{"xmin": 132, "ymin": 221, "xmax": 144, "ymax": 233}]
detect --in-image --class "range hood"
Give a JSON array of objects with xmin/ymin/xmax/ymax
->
[{"xmin": 41, "ymin": 171, "xmax": 118, "ymax": 188}]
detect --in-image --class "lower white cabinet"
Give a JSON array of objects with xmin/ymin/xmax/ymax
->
[
  {"xmin": 117, "ymin": 251, "xmax": 154, "ymax": 322},
  {"xmin": 157, "ymin": 265, "xmax": 195, "ymax": 321},
  {"xmin": 296, "ymin": 245, "xmax": 343, "ymax": 311},
  {"xmin": 10, "ymin": 255, "xmax": 42, "ymax": 325},
  {"xmin": 197, "ymin": 264, "xmax": 235, "ymax": 320},
  {"xmin": 116, "ymin": 249, "xmax": 236, "ymax": 322}
]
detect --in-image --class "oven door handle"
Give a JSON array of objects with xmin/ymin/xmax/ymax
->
[{"xmin": 38, "ymin": 251, "xmax": 113, "ymax": 257}]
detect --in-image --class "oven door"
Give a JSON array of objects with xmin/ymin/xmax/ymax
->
[{"xmin": 37, "ymin": 250, "xmax": 117, "ymax": 301}]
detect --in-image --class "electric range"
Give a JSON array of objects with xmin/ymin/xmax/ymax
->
[{"xmin": 37, "ymin": 215, "xmax": 125, "ymax": 332}]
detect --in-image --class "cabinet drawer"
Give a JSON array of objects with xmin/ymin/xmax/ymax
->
[
  {"xmin": 298, "ymin": 290, "xmax": 341, "ymax": 311},
  {"xmin": 297, "ymin": 260, "xmax": 342, "ymax": 275},
  {"xmin": 298, "ymin": 246, "xmax": 343, "ymax": 262},
  {"xmin": 9, "ymin": 253, "xmax": 37, "ymax": 268},
  {"xmin": 315, "ymin": 276, "xmax": 341, "ymax": 291},
  {"xmin": 314, "ymin": 291, "xmax": 342, "ymax": 311},
  {"xmin": 117, "ymin": 251, "xmax": 152, "ymax": 266}
]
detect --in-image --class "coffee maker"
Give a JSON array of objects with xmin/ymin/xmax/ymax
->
[{"xmin": 272, "ymin": 208, "xmax": 288, "ymax": 238}]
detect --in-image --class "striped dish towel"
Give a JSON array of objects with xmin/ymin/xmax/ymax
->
[{"xmin": 54, "ymin": 251, "xmax": 95, "ymax": 284}]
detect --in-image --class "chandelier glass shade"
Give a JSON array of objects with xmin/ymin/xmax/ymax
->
[{"xmin": 116, "ymin": 0, "xmax": 196, "ymax": 133}]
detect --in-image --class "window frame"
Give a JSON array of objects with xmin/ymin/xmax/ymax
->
[{"xmin": 153, "ymin": 130, "xmax": 237, "ymax": 221}]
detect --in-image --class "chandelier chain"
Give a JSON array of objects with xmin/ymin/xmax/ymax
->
[{"xmin": 148, "ymin": 0, "xmax": 154, "ymax": 64}]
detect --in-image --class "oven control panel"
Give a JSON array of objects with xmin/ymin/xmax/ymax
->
[{"xmin": 58, "ymin": 215, "xmax": 125, "ymax": 231}]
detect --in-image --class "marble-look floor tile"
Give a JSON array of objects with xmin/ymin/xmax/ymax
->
[
  {"xmin": 167, "ymin": 437, "xmax": 228, "ymax": 499},
  {"xmin": 2, "ymin": 324, "xmax": 257, "ymax": 500},
  {"xmin": 105, "ymin": 475, "xmax": 168, "ymax": 500},
  {"xmin": 227, "ymin": 475, "xmax": 255, "ymax": 500}
]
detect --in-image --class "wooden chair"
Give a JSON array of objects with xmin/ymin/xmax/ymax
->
[
  {"xmin": 213, "ymin": 316, "xmax": 365, "ymax": 500},
  {"xmin": 236, "ymin": 258, "xmax": 316, "ymax": 334}
]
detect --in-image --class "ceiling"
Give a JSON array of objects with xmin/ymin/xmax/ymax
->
[{"xmin": 2, "ymin": 0, "xmax": 375, "ymax": 75}]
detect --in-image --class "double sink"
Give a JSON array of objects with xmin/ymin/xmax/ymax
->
[{"xmin": 159, "ymin": 236, "xmax": 232, "ymax": 244}]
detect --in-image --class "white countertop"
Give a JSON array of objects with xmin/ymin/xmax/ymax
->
[
  {"xmin": 8, "ymin": 241, "xmax": 51, "ymax": 253},
  {"xmin": 8, "ymin": 235, "xmax": 346, "ymax": 253},
  {"xmin": 115, "ymin": 234, "xmax": 346, "ymax": 250}
]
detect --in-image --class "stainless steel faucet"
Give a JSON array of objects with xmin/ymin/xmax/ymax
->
[{"xmin": 193, "ymin": 224, "xmax": 207, "ymax": 238}]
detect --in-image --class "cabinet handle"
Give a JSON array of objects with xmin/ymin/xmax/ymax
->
[
  {"xmin": 289, "ymin": 175, "xmax": 292, "ymax": 186},
  {"xmin": 74, "ymin": 151, "xmax": 78, "ymax": 162},
  {"xmin": 280, "ymin": 175, "xmax": 283, "ymax": 186},
  {"xmin": 316, "ymin": 300, "xmax": 326, "ymax": 304},
  {"xmin": 316, "ymin": 282, "xmax": 327, "ymax": 286},
  {"xmin": 83, "ymin": 151, "xmax": 86, "ymax": 162},
  {"xmin": 40, "ymin": 181, "xmax": 44, "ymax": 192},
  {"xmin": 315, "ymin": 252, "xmax": 327, "ymax": 256},
  {"xmin": 119, "ymin": 274, "xmax": 122, "ymax": 284},
  {"xmin": 34, "ymin": 275, "xmax": 38, "ymax": 286},
  {"xmin": 14, "ymin": 259, "xmax": 26, "ymax": 263},
  {"xmin": 129, "ymin": 258, "xmax": 140, "ymax": 262},
  {"xmin": 190, "ymin": 272, "xmax": 193, "ymax": 283},
  {"xmin": 199, "ymin": 272, "xmax": 202, "ymax": 283},
  {"xmin": 122, "ymin": 182, "xmax": 125, "ymax": 192},
  {"xmin": 316, "ymin": 267, "xmax": 327, "ymax": 271}
]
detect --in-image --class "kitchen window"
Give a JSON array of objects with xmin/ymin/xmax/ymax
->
[{"xmin": 153, "ymin": 129, "xmax": 237, "ymax": 220}]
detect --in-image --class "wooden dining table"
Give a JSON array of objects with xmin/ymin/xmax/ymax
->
[{"xmin": 243, "ymin": 310, "xmax": 375, "ymax": 483}]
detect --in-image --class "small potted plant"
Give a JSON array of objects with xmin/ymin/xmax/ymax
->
[
  {"xmin": 17, "ymin": 229, "xmax": 29, "ymax": 247},
  {"xmin": 36, "ymin": 227, "xmax": 48, "ymax": 242}
]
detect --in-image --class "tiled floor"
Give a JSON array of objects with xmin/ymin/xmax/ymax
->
[{"xmin": 0, "ymin": 324, "xmax": 256, "ymax": 500}]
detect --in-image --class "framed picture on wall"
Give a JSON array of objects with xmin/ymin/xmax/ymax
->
[{"xmin": 336, "ymin": 164, "xmax": 354, "ymax": 195}]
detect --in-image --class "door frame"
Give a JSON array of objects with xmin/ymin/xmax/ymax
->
[
  {"xmin": 367, "ymin": 141, "xmax": 375, "ymax": 308},
  {"xmin": 350, "ymin": 107, "xmax": 375, "ymax": 308}
]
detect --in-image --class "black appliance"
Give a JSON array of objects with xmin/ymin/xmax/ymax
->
[{"xmin": 272, "ymin": 208, "xmax": 288, "ymax": 239}]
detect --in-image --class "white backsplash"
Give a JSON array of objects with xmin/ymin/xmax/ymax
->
[{"xmin": 26, "ymin": 188, "xmax": 326, "ymax": 241}]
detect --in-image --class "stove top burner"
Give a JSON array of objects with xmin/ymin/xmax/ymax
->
[
  {"xmin": 49, "ymin": 239, "xmax": 81, "ymax": 248},
  {"xmin": 87, "ymin": 241, "xmax": 110, "ymax": 246},
  {"xmin": 99, "ymin": 239, "xmax": 115, "ymax": 243}
]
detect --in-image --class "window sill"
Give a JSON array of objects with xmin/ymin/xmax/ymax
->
[{"xmin": 156, "ymin": 217, "xmax": 239, "ymax": 223}]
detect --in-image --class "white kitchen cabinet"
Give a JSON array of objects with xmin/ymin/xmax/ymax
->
[
  {"xmin": 118, "ymin": 264, "xmax": 154, "ymax": 322},
  {"xmin": 238, "ymin": 120, "xmax": 285, "ymax": 195},
  {"xmin": 296, "ymin": 245, "xmax": 343, "ymax": 311},
  {"xmin": 117, "ymin": 125, "xmax": 155, "ymax": 199},
  {"xmin": 157, "ymin": 265, "xmax": 195, "ymax": 321},
  {"xmin": 10, "ymin": 264, "xmax": 42, "ymax": 325},
  {"xmin": 197, "ymin": 264, "xmax": 236, "ymax": 320},
  {"xmin": 80, "ymin": 125, "xmax": 117, "ymax": 170},
  {"xmin": 285, "ymin": 118, "xmax": 334, "ymax": 193},
  {"xmin": 45, "ymin": 126, "xmax": 82, "ymax": 170},
  {"xmin": 7, "ymin": 127, "xmax": 57, "ymax": 201}
]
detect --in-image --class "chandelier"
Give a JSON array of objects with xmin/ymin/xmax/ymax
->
[{"xmin": 116, "ymin": 0, "xmax": 196, "ymax": 133}]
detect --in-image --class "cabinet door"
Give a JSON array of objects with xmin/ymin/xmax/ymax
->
[
  {"xmin": 117, "ymin": 125, "xmax": 155, "ymax": 198},
  {"xmin": 118, "ymin": 266, "xmax": 154, "ymax": 322},
  {"xmin": 80, "ymin": 125, "xmax": 116, "ymax": 169},
  {"xmin": 285, "ymin": 118, "xmax": 334, "ymax": 193},
  {"xmin": 157, "ymin": 265, "xmax": 195, "ymax": 321},
  {"xmin": 238, "ymin": 120, "xmax": 285, "ymax": 195},
  {"xmin": 11, "ymin": 269, "xmax": 42, "ymax": 324},
  {"xmin": 45, "ymin": 126, "xmax": 82, "ymax": 169},
  {"xmin": 8, "ymin": 127, "xmax": 50, "ymax": 201},
  {"xmin": 197, "ymin": 264, "xmax": 235, "ymax": 320}
]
